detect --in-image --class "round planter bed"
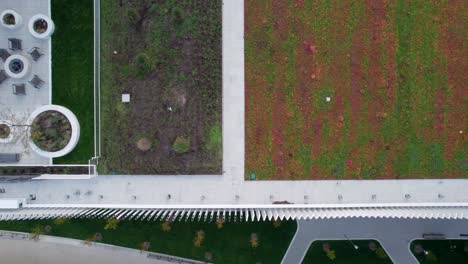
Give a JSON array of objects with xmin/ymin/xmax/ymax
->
[
  {"xmin": 28, "ymin": 14, "xmax": 54, "ymax": 39},
  {"xmin": 1, "ymin": 10, "xmax": 22, "ymax": 30},
  {"xmin": 27, "ymin": 105, "xmax": 80, "ymax": 158},
  {"xmin": 0, "ymin": 121, "xmax": 16, "ymax": 144}
]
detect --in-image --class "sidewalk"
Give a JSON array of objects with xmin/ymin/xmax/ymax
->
[{"xmin": 0, "ymin": 231, "xmax": 206, "ymax": 264}]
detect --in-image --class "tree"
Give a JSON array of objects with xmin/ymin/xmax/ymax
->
[
  {"xmin": 216, "ymin": 218, "xmax": 224, "ymax": 229},
  {"xmin": 53, "ymin": 217, "xmax": 68, "ymax": 225},
  {"xmin": 193, "ymin": 230, "xmax": 205, "ymax": 247},
  {"xmin": 375, "ymin": 247, "xmax": 388, "ymax": 259},
  {"xmin": 140, "ymin": 241, "xmax": 151, "ymax": 252},
  {"xmin": 250, "ymin": 233, "xmax": 259, "ymax": 248},
  {"xmin": 272, "ymin": 220, "xmax": 281, "ymax": 228},
  {"xmin": 104, "ymin": 218, "xmax": 119, "ymax": 230},
  {"xmin": 161, "ymin": 221, "xmax": 171, "ymax": 232},
  {"xmin": 326, "ymin": 250, "xmax": 336, "ymax": 261}
]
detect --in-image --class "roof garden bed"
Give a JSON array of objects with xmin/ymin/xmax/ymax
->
[
  {"xmin": 245, "ymin": 0, "xmax": 467, "ymax": 180},
  {"xmin": 99, "ymin": 0, "xmax": 222, "ymax": 174}
]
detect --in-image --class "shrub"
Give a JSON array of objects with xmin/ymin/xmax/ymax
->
[
  {"xmin": 0, "ymin": 124, "xmax": 10, "ymax": 139},
  {"xmin": 375, "ymin": 247, "xmax": 388, "ymax": 259},
  {"xmin": 172, "ymin": 7, "xmax": 184, "ymax": 25},
  {"xmin": 326, "ymin": 250, "xmax": 336, "ymax": 261},
  {"xmin": 137, "ymin": 137, "xmax": 152, "ymax": 151},
  {"xmin": 140, "ymin": 241, "xmax": 151, "ymax": 251},
  {"xmin": 33, "ymin": 19, "xmax": 48, "ymax": 33},
  {"xmin": 104, "ymin": 218, "xmax": 119, "ymax": 230},
  {"xmin": 173, "ymin": 136, "xmax": 191, "ymax": 153},
  {"xmin": 3, "ymin": 14, "xmax": 15, "ymax": 25},
  {"xmin": 29, "ymin": 225, "xmax": 44, "ymax": 241},
  {"xmin": 135, "ymin": 53, "xmax": 152, "ymax": 79},
  {"xmin": 206, "ymin": 124, "xmax": 221, "ymax": 152}
]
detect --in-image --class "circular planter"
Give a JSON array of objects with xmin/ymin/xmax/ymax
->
[
  {"xmin": 1, "ymin": 10, "xmax": 22, "ymax": 30},
  {"xmin": 4, "ymin": 54, "xmax": 30, "ymax": 79},
  {"xmin": 0, "ymin": 121, "xmax": 17, "ymax": 144},
  {"xmin": 28, "ymin": 14, "xmax": 55, "ymax": 39},
  {"xmin": 27, "ymin": 105, "xmax": 80, "ymax": 158}
]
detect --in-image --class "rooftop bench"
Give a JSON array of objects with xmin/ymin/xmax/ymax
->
[{"xmin": 0, "ymin": 153, "xmax": 20, "ymax": 163}]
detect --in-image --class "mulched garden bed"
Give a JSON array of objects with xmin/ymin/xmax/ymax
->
[{"xmin": 100, "ymin": 0, "xmax": 222, "ymax": 174}]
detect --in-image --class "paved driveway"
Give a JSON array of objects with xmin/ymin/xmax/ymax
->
[{"xmin": 282, "ymin": 218, "xmax": 468, "ymax": 264}]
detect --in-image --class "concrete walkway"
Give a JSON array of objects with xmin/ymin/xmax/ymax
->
[
  {"xmin": 0, "ymin": 231, "xmax": 205, "ymax": 264},
  {"xmin": 281, "ymin": 218, "xmax": 468, "ymax": 264}
]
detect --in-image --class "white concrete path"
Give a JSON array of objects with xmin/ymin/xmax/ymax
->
[
  {"xmin": 0, "ymin": 0, "xmax": 51, "ymax": 165},
  {"xmin": 281, "ymin": 218, "xmax": 468, "ymax": 264},
  {"xmin": 0, "ymin": 231, "xmax": 205, "ymax": 264}
]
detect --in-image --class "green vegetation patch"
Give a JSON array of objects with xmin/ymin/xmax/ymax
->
[
  {"xmin": 411, "ymin": 239, "xmax": 468, "ymax": 264},
  {"xmin": 51, "ymin": 0, "xmax": 94, "ymax": 164},
  {"xmin": 302, "ymin": 240, "xmax": 393, "ymax": 264},
  {"xmin": 0, "ymin": 219, "xmax": 296, "ymax": 264}
]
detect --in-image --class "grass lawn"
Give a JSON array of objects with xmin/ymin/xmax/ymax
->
[
  {"xmin": 302, "ymin": 240, "xmax": 392, "ymax": 264},
  {"xmin": 245, "ymin": 0, "xmax": 467, "ymax": 180},
  {"xmin": 51, "ymin": 0, "xmax": 94, "ymax": 164},
  {"xmin": 0, "ymin": 219, "xmax": 296, "ymax": 264},
  {"xmin": 100, "ymin": 0, "xmax": 222, "ymax": 174},
  {"xmin": 411, "ymin": 239, "xmax": 468, "ymax": 264}
]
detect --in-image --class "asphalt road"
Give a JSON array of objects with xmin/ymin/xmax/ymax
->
[{"xmin": 282, "ymin": 218, "xmax": 468, "ymax": 264}]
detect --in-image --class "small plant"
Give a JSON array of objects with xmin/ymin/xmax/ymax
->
[
  {"xmin": 250, "ymin": 233, "xmax": 259, "ymax": 248},
  {"xmin": 29, "ymin": 225, "xmax": 44, "ymax": 241},
  {"xmin": 135, "ymin": 53, "xmax": 152, "ymax": 79},
  {"xmin": 172, "ymin": 7, "xmax": 184, "ymax": 25},
  {"xmin": 375, "ymin": 247, "xmax": 388, "ymax": 259},
  {"xmin": 326, "ymin": 250, "xmax": 336, "ymax": 261},
  {"xmin": 193, "ymin": 230, "xmax": 205, "ymax": 247},
  {"xmin": 413, "ymin": 244, "xmax": 424, "ymax": 254},
  {"xmin": 136, "ymin": 137, "xmax": 152, "ymax": 151},
  {"xmin": 216, "ymin": 218, "xmax": 224, "ymax": 229},
  {"xmin": 368, "ymin": 241, "xmax": 377, "ymax": 251},
  {"xmin": 2, "ymin": 13, "xmax": 15, "ymax": 25},
  {"xmin": 82, "ymin": 233, "xmax": 102, "ymax": 245},
  {"xmin": 94, "ymin": 233, "xmax": 103, "ymax": 242},
  {"xmin": 161, "ymin": 221, "xmax": 171, "ymax": 232},
  {"xmin": 173, "ymin": 135, "xmax": 191, "ymax": 153},
  {"xmin": 104, "ymin": 218, "xmax": 119, "ymax": 230}
]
